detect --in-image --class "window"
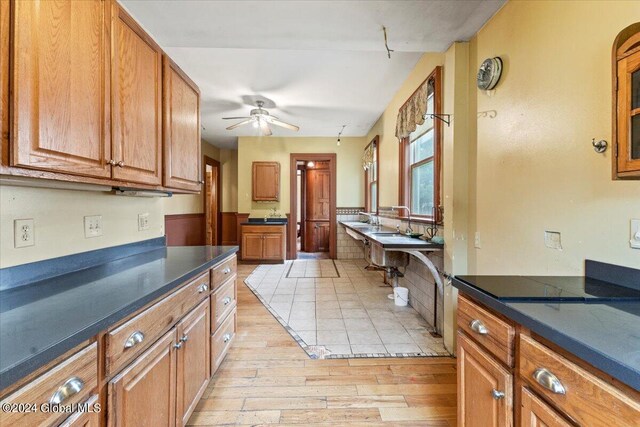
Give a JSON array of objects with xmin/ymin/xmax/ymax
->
[
  {"xmin": 364, "ymin": 136, "xmax": 379, "ymax": 213},
  {"xmin": 399, "ymin": 67, "xmax": 442, "ymax": 221}
]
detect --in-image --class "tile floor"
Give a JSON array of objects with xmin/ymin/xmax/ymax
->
[{"xmin": 244, "ymin": 259, "xmax": 449, "ymax": 358}]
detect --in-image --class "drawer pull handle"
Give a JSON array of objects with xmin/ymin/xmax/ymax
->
[
  {"xmin": 491, "ymin": 389, "xmax": 505, "ymax": 400},
  {"xmin": 49, "ymin": 377, "xmax": 84, "ymax": 405},
  {"xmin": 469, "ymin": 319, "xmax": 489, "ymax": 335},
  {"xmin": 222, "ymin": 267, "xmax": 231, "ymax": 274},
  {"xmin": 180, "ymin": 334, "xmax": 188, "ymax": 343},
  {"xmin": 533, "ymin": 368, "xmax": 566, "ymax": 395},
  {"xmin": 124, "ymin": 331, "xmax": 145, "ymax": 349},
  {"xmin": 198, "ymin": 284, "xmax": 209, "ymax": 293},
  {"xmin": 174, "ymin": 342, "xmax": 183, "ymax": 349},
  {"xmin": 223, "ymin": 333, "xmax": 232, "ymax": 343},
  {"xmin": 223, "ymin": 296, "xmax": 232, "ymax": 306}
]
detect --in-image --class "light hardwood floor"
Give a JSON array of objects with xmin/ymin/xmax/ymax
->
[{"xmin": 187, "ymin": 263, "xmax": 457, "ymax": 426}]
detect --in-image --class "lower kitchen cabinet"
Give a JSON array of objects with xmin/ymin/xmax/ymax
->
[
  {"xmin": 58, "ymin": 395, "xmax": 101, "ymax": 427},
  {"xmin": 457, "ymin": 332, "xmax": 512, "ymax": 427},
  {"xmin": 108, "ymin": 329, "xmax": 177, "ymax": 427},
  {"xmin": 241, "ymin": 225, "xmax": 286, "ymax": 262},
  {"xmin": 520, "ymin": 387, "xmax": 571, "ymax": 427},
  {"xmin": 176, "ymin": 299, "xmax": 210, "ymax": 427}
]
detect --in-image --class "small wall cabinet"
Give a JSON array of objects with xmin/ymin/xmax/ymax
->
[
  {"xmin": 241, "ymin": 224, "xmax": 286, "ymax": 262},
  {"xmin": 252, "ymin": 161, "xmax": 280, "ymax": 201},
  {"xmin": 613, "ymin": 23, "xmax": 640, "ymax": 179}
]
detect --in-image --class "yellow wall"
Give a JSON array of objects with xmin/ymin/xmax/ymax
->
[
  {"xmin": 237, "ymin": 136, "xmax": 368, "ymax": 215},
  {"xmin": 366, "ymin": 53, "xmax": 445, "ymax": 207},
  {"xmin": 220, "ymin": 148, "xmax": 238, "ymax": 212},
  {"xmin": 0, "ymin": 185, "xmax": 164, "ymax": 268},
  {"xmin": 470, "ymin": 0, "xmax": 640, "ymax": 273}
]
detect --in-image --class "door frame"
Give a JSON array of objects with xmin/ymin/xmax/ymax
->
[
  {"xmin": 289, "ymin": 153, "xmax": 337, "ymax": 259},
  {"xmin": 204, "ymin": 156, "xmax": 222, "ymax": 245}
]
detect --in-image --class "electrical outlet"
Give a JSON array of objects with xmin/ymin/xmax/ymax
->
[
  {"xmin": 544, "ymin": 231, "xmax": 562, "ymax": 250},
  {"xmin": 138, "ymin": 213, "xmax": 150, "ymax": 231},
  {"xmin": 84, "ymin": 215, "xmax": 103, "ymax": 238},
  {"xmin": 474, "ymin": 232, "xmax": 481, "ymax": 249},
  {"xmin": 631, "ymin": 219, "xmax": 640, "ymax": 249},
  {"xmin": 14, "ymin": 219, "xmax": 35, "ymax": 248}
]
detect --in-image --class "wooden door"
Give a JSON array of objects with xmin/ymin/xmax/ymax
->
[
  {"xmin": 11, "ymin": 0, "xmax": 111, "ymax": 178},
  {"xmin": 263, "ymin": 233, "xmax": 284, "ymax": 260},
  {"xmin": 252, "ymin": 162, "xmax": 280, "ymax": 201},
  {"xmin": 520, "ymin": 387, "xmax": 571, "ymax": 427},
  {"xmin": 242, "ymin": 233, "xmax": 264, "ymax": 260},
  {"xmin": 163, "ymin": 57, "xmax": 201, "ymax": 192},
  {"xmin": 305, "ymin": 166, "xmax": 330, "ymax": 252},
  {"xmin": 108, "ymin": 329, "xmax": 177, "ymax": 427},
  {"xmin": 457, "ymin": 332, "xmax": 513, "ymax": 427},
  {"xmin": 59, "ymin": 395, "xmax": 101, "ymax": 427},
  {"xmin": 176, "ymin": 300, "xmax": 210, "ymax": 427},
  {"xmin": 111, "ymin": 3, "xmax": 162, "ymax": 185},
  {"xmin": 205, "ymin": 161, "xmax": 220, "ymax": 246}
]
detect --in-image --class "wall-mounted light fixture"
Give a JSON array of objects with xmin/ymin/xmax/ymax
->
[{"xmin": 307, "ymin": 161, "xmax": 315, "ymax": 168}]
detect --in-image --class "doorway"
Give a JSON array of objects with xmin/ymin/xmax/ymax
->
[
  {"xmin": 204, "ymin": 156, "xmax": 222, "ymax": 245},
  {"xmin": 289, "ymin": 153, "xmax": 337, "ymax": 259}
]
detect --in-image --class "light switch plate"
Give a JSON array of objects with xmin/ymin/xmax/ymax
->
[
  {"xmin": 631, "ymin": 219, "xmax": 640, "ymax": 249},
  {"xmin": 14, "ymin": 219, "xmax": 35, "ymax": 248},
  {"xmin": 84, "ymin": 215, "xmax": 103, "ymax": 238},
  {"xmin": 138, "ymin": 213, "xmax": 150, "ymax": 231},
  {"xmin": 474, "ymin": 232, "xmax": 481, "ymax": 249}
]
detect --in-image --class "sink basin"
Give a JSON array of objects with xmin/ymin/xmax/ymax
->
[
  {"xmin": 341, "ymin": 221, "xmax": 371, "ymax": 228},
  {"xmin": 371, "ymin": 232, "xmax": 403, "ymax": 236},
  {"xmin": 366, "ymin": 242, "xmax": 409, "ymax": 268}
]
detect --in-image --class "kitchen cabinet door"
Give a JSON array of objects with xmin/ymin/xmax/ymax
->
[
  {"xmin": 11, "ymin": 0, "xmax": 111, "ymax": 178},
  {"xmin": 520, "ymin": 387, "xmax": 571, "ymax": 427},
  {"xmin": 176, "ymin": 299, "xmax": 210, "ymax": 427},
  {"xmin": 108, "ymin": 329, "xmax": 177, "ymax": 427},
  {"xmin": 457, "ymin": 332, "xmax": 513, "ymax": 427},
  {"xmin": 163, "ymin": 57, "xmax": 201, "ymax": 192},
  {"xmin": 242, "ymin": 233, "xmax": 264, "ymax": 260},
  {"xmin": 263, "ymin": 233, "xmax": 285, "ymax": 260},
  {"xmin": 111, "ymin": 3, "xmax": 163, "ymax": 185},
  {"xmin": 252, "ymin": 162, "xmax": 280, "ymax": 201}
]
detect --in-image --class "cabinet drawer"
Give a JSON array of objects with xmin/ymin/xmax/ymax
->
[
  {"xmin": 211, "ymin": 255, "xmax": 237, "ymax": 291},
  {"xmin": 519, "ymin": 335, "xmax": 640, "ymax": 427},
  {"xmin": 106, "ymin": 271, "xmax": 210, "ymax": 376},
  {"xmin": 211, "ymin": 308, "xmax": 237, "ymax": 373},
  {"xmin": 457, "ymin": 294, "xmax": 515, "ymax": 366},
  {"xmin": 0, "ymin": 344, "xmax": 98, "ymax": 427},
  {"xmin": 211, "ymin": 277, "xmax": 237, "ymax": 333}
]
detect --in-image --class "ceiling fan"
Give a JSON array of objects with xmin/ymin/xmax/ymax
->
[{"xmin": 223, "ymin": 100, "xmax": 300, "ymax": 136}]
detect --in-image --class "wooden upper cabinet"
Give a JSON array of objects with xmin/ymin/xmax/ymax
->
[
  {"xmin": 10, "ymin": 0, "xmax": 111, "ymax": 178},
  {"xmin": 613, "ymin": 23, "xmax": 640, "ymax": 179},
  {"xmin": 111, "ymin": 2, "xmax": 163, "ymax": 185},
  {"xmin": 163, "ymin": 57, "xmax": 201, "ymax": 192},
  {"xmin": 252, "ymin": 161, "xmax": 280, "ymax": 201},
  {"xmin": 457, "ymin": 332, "xmax": 513, "ymax": 427}
]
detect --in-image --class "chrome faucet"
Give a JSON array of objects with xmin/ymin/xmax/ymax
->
[{"xmin": 392, "ymin": 205, "xmax": 413, "ymax": 234}]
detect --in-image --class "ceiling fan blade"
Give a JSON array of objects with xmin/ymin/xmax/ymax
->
[
  {"xmin": 264, "ymin": 116, "xmax": 299, "ymax": 131},
  {"xmin": 259, "ymin": 119, "xmax": 272, "ymax": 136},
  {"xmin": 222, "ymin": 116, "xmax": 251, "ymax": 120},
  {"xmin": 226, "ymin": 118, "xmax": 254, "ymax": 130}
]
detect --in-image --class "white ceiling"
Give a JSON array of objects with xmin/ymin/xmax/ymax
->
[{"xmin": 121, "ymin": 0, "xmax": 505, "ymax": 148}]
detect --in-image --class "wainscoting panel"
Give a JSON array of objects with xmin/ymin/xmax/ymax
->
[
  {"xmin": 165, "ymin": 214, "xmax": 205, "ymax": 246},
  {"xmin": 221, "ymin": 212, "xmax": 238, "ymax": 245}
]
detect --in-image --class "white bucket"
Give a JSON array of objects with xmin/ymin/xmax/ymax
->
[{"xmin": 394, "ymin": 287, "xmax": 409, "ymax": 307}]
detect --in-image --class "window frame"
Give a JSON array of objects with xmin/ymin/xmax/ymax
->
[
  {"xmin": 398, "ymin": 66, "xmax": 442, "ymax": 223},
  {"xmin": 364, "ymin": 135, "xmax": 379, "ymax": 214}
]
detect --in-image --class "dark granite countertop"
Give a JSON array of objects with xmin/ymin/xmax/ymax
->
[
  {"xmin": 0, "ymin": 244, "xmax": 238, "ymax": 390},
  {"xmin": 339, "ymin": 221, "xmax": 443, "ymax": 250},
  {"xmin": 453, "ymin": 275, "xmax": 640, "ymax": 391}
]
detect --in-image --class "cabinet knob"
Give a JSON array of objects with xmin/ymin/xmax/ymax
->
[
  {"xmin": 223, "ymin": 296, "xmax": 232, "ymax": 306},
  {"xmin": 491, "ymin": 389, "xmax": 505, "ymax": 400},
  {"xmin": 533, "ymin": 368, "xmax": 566, "ymax": 395},
  {"xmin": 124, "ymin": 331, "xmax": 145, "ymax": 349},
  {"xmin": 223, "ymin": 267, "xmax": 231, "ymax": 274},
  {"xmin": 198, "ymin": 284, "xmax": 209, "ymax": 293},
  {"xmin": 117, "ymin": 160, "xmax": 125, "ymax": 168},
  {"xmin": 179, "ymin": 334, "xmax": 188, "ymax": 343},
  {"xmin": 173, "ymin": 342, "xmax": 183, "ymax": 349},
  {"xmin": 49, "ymin": 377, "xmax": 84, "ymax": 405},
  {"xmin": 469, "ymin": 319, "xmax": 489, "ymax": 335},
  {"xmin": 199, "ymin": 180, "xmax": 205, "ymax": 184},
  {"xmin": 107, "ymin": 159, "xmax": 117, "ymax": 166},
  {"xmin": 223, "ymin": 333, "xmax": 232, "ymax": 343}
]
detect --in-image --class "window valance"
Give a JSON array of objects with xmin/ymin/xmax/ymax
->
[{"xmin": 395, "ymin": 79, "xmax": 434, "ymax": 140}]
